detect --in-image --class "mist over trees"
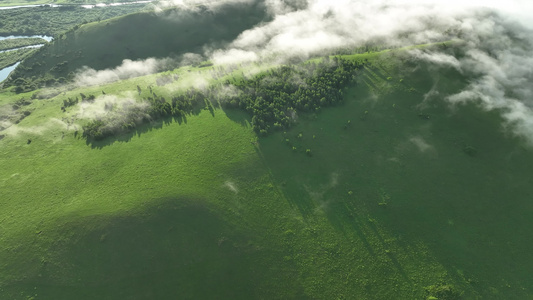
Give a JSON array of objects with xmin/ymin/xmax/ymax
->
[
  {"xmin": 82, "ymin": 57, "xmax": 364, "ymax": 140},
  {"xmin": 228, "ymin": 57, "xmax": 364, "ymax": 134}
]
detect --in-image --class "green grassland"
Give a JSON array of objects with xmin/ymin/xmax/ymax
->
[{"xmin": 1, "ymin": 45, "xmax": 533, "ymax": 299}]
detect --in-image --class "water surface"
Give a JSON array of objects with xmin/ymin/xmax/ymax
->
[{"xmin": 0, "ymin": 62, "xmax": 20, "ymax": 83}]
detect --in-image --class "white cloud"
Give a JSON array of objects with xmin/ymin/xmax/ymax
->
[
  {"xmin": 74, "ymin": 58, "xmax": 169, "ymax": 87},
  {"xmin": 70, "ymin": 0, "xmax": 533, "ymax": 145}
]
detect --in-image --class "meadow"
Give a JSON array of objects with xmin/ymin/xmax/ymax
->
[
  {"xmin": 1, "ymin": 2, "xmax": 532, "ymax": 298},
  {"xmin": 1, "ymin": 44, "xmax": 532, "ymax": 299}
]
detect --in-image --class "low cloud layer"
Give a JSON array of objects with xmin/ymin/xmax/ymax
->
[
  {"xmin": 74, "ymin": 58, "xmax": 172, "ymax": 87},
  {"xmin": 212, "ymin": 0, "xmax": 533, "ymax": 144},
  {"xmin": 411, "ymin": 14, "xmax": 533, "ymax": 145},
  {"xmin": 68, "ymin": 0, "xmax": 533, "ymax": 144}
]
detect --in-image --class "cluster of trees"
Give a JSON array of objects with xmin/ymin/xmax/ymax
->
[
  {"xmin": 82, "ymin": 90, "xmax": 203, "ymax": 140},
  {"xmin": 61, "ymin": 97, "xmax": 79, "ymax": 111},
  {"xmin": 220, "ymin": 57, "xmax": 365, "ymax": 134},
  {"xmin": 82, "ymin": 57, "xmax": 365, "ymax": 140},
  {"xmin": 82, "ymin": 104, "xmax": 150, "ymax": 140},
  {"xmin": 11, "ymin": 76, "xmax": 37, "ymax": 93},
  {"xmin": 61, "ymin": 93, "xmax": 96, "ymax": 111},
  {"xmin": 79, "ymin": 93, "xmax": 95, "ymax": 102}
]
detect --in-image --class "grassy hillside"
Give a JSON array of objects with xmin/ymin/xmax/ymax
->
[
  {"xmin": 5, "ymin": 3, "xmax": 269, "ymax": 88},
  {"xmin": 1, "ymin": 47, "xmax": 533, "ymax": 299}
]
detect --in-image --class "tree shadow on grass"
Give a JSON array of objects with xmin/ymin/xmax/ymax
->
[
  {"xmin": 84, "ymin": 99, "xmax": 255, "ymax": 149},
  {"xmin": 85, "ymin": 116, "xmax": 171, "ymax": 149},
  {"xmin": 221, "ymin": 107, "xmax": 252, "ymax": 129},
  {"xmin": 84, "ymin": 105, "xmax": 206, "ymax": 149},
  {"xmin": 258, "ymin": 88, "xmax": 533, "ymax": 298}
]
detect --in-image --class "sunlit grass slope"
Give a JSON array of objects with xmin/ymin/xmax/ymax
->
[{"xmin": 1, "ymin": 49, "xmax": 533, "ymax": 299}]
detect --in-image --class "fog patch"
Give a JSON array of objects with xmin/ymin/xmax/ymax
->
[
  {"xmin": 304, "ymin": 172, "xmax": 340, "ymax": 213},
  {"xmin": 211, "ymin": 49, "xmax": 259, "ymax": 65},
  {"xmin": 410, "ymin": 49, "xmax": 462, "ymax": 71},
  {"xmin": 207, "ymin": 0, "xmax": 466, "ymax": 64},
  {"xmin": 215, "ymin": 84, "xmax": 242, "ymax": 103},
  {"xmin": 0, "ymin": 119, "xmax": 13, "ymax": 132},
  {"xmin": 3, "ymin": 117, "xmax": 74, "ymax": 140},
  {"xmin": 433, "ymin": 17, "xmax": 533, "ymax": 145},
  {"xmin": 75, "ymin": 58, "xmax": 171, "ymax": 87},
  {"xmin": 156, "ymin": 0, "xmax": 255, "ymax": 11},
  {"xmin": 164, "ymin": 71, "xmax": 211, "ymax": 94},
  {"xmin": 409, "ymin": 136, "xmax": 434, "ymax": 153},
  {"xmin": 179, "ymin": 53, "xmax": 205, "ymax": 67},
  {"xmin": 77, "ymin": 94, "xmax": 150, "ymax": 121},
  {"xmin": 223, "ymin": 181, "xmax": 239, "ymax": 194}
]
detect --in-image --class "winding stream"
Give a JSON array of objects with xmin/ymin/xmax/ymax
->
[
  {"xmin": 0, "ymin": 35, "xmax": 53, "ymax": 83},
  {"xmin": 0, "ymin": 62, "xmax": 20, "ymax": 83},
  {"xmin": 0, "ymin": 1, "xmax": 153, "ymax": 83}
]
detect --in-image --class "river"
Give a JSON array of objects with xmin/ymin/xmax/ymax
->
[
  {"xmin": 0, "ymin": 35, "xmax": 53, "ymax": 83},
  {"xmin": 0, "ymin": 62, "xmax": 20, "ymax": 83},
  {"xmin": 0, "ymin": 1, "xmax": 152, "ymax": 83}
]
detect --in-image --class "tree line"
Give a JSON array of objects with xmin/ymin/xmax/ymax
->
[
  {"xmin": 222, "ymin": 57, "xmax": 364, "ymax": 134},
  {"xmin": 82, "ymin": 57, "xmax": 366, "ymax": 140}
]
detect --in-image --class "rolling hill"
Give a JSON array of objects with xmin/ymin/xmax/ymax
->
[{"xmin": 1, "ymin": 3, "xmax": 533, "ymax": 300}]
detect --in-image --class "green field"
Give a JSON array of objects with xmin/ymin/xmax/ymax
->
[{"xmin": 1, "ymin": 44, "xmax": 533, "ymax": 299}]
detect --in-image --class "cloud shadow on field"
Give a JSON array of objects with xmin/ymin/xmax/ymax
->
[
  {"xmin": 254, "ymin": 56, "xmax": 533, "ymax": 297},
  {"xmin": 1, "ymin": 198, "xmax": 275, "ymax": 299}
]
